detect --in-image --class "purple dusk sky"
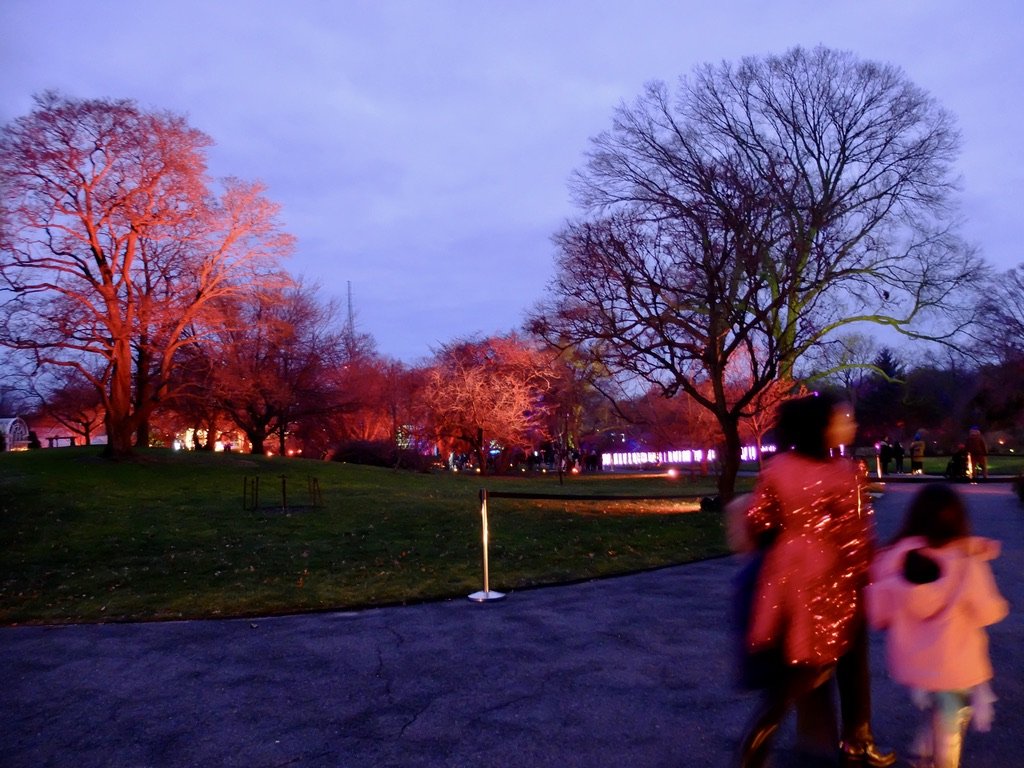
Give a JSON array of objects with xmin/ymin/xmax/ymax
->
[{"xmin": 2, "ymin": 1, "xmax": 1021, "ymax": 362}]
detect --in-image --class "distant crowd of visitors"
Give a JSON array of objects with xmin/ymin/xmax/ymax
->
[{"xmin": 875, "ymin": 427, "xmax": 989, "ymax": 480}]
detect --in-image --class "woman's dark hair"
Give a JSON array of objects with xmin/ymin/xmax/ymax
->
[
  {"xmin": 775, "ymin": 392, "xmax": 838, "ymax": 459},
  {"xmin": 893, "ymin": 483, "xmax": 970, "ymax": 547}
]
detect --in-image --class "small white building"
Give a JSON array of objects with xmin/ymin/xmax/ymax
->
[{"xmin": 0, "ymin": 417, "xmax": 31, "ymax": 451}]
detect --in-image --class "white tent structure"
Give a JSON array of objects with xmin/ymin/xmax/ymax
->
[{"xmin": 0, "ymin": 417, "xmax": 31, "ymax": 451}]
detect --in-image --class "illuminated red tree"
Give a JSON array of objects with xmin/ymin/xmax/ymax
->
[
  {"xmin": 0, "ymin": 93, "xmax": 292, "ymax": 457},
  {"xmin": 329, "ymin": 352, "xmax": 395, "ymax": 443},
  {"xmin": 629, "ymin": 386, "xmax": 722, "ymax": 452},
  {"xmin": 198, "ymin": 281, "xmax": 344, "ymax": 455},
  {"xmin": 423, "ymin": 334, "xmax": 555, "ymax": 473}
]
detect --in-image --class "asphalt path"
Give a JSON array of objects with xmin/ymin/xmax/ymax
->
[{"xmin": 2, "ymin": 482, "xmax": 1020, "ymax": 768}]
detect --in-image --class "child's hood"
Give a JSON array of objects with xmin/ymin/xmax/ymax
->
[{"xmin": 870, "ymin": 536, "xmax": 1000, "ymax": 621}]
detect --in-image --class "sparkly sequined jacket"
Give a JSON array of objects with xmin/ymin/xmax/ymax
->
[{"xmin": 745, "ymin": 452, "xmax": 874, "ymax": 666}]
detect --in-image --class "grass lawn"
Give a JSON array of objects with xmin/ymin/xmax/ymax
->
[
  {"xmin": 918, "ymin": 454, "xmax": 1024, "ymax": 477},
  {"xmin": 0, "ymin": 448, "xmax": 729, "ymax": 625}
]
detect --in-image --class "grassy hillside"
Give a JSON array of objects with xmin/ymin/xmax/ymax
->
[{"xmin": 0, "ymin": 448, "xmax": 727, "ymax": 624}]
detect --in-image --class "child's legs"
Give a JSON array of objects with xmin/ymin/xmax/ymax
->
[
  {"xmin": 931, "ymin": 690, "xmax": 971, "ymax": 768},
  {"xmin": 933, "ymin": 691, "xmax": 970, "ymax": 732},
  {"xmin": 909, "ymin": 690, "xmax": 933, "ymax": 760}
]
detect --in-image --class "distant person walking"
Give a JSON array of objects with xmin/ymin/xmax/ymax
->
[
  {"xmin": 965, "ymin": 427, "xmax": 988, "ymax": 479},
  {"xmin": 893, "ymin": 441, "xmax": 905, "ymax": 474},
  {"xmin": 879, "ymin": 438, "xmax": 893, "ymax": 475},
  {"xmin": 867, "ymin": 484, "xmax": 1008, "ymax": 768},
  {"xmin": 909, "ymin": 434, "xmax": 926, "ymax": 475},
  {"xmin": 737, "ymin": 394, "xmax": 894, "ymax": 767}
]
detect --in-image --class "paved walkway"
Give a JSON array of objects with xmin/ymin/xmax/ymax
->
[{"xmin": 2, "ymin": 484, "xmax": 1021, "ymax": 767}]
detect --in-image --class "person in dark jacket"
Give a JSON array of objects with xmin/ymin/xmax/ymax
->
[
  {"xmin": 965, "ymin": 427, "xmax": 988, "ymax": 479},
  {"xmin": 879, "ymin": 438, "xmax": 893, "ymax": 475}
]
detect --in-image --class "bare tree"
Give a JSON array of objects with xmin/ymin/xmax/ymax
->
[
  {"xmin": 160, "ymin": 337, "xmax": 228, "ymax": 451},
  {"xmin": 37, "ymin": 368, "xmax": 105, "ymax": 445},
  {"xmin": 540, "ymin": 352, "xmax": 616, "ymax": 477},
  {"xmin": 977, "ymin": 262, "xmax": 1024, "ymax": 362},
  {"xmin": 423, "ymin": 334, "xmax": 555, "ymax": 473},
  {"xmin": 531, "ymin": 46, "xmax": 982, "ymax": 498},
  {"xmin": 740, "ymin": 377, "xmax": 808, "ymax": 468},
  {"xmin": 200, "ymin": 281, "xmax": 345, "ymax": 455},
  {"xmin": 964, "ymin": 265, "xmax": 1024, "ymax": 440},
  {"xmin": 0, "ymin": 93, "xmax": 292, "ymax": 457},
  {"xmin": 0, "ymin": 350, "xmax": 32, "ymax": 416},
  {"xmin": 800, "ymin": 332, "xmax": 880, "ymax": 407}
]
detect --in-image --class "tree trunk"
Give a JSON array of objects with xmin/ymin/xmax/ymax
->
[
  {"xmin": 133, "ymin": 345, "xmax": 153, "ymax": 449},
  {"xmin": 246, "ymin": 428, "xmax": 268, "ymax": 455},
  {"xmin": 716, "ymin": 414, "xmax": 743, "ymax": 503},
  {"xmin": 474, "ymin": 427, "xmax": 487, "ymax": 475},
  {"xmin": 103, "ymin": 412, "xmax": 136, "ymax": 459},
  {"xmin": 135, "ymin": 419, "xmax": 150, "ymax": 449},
  {"xmin": 201, "ymin": 419, "xmax": 218, "ymax": 450},
  {"xmin": 277, "ymin": 421, "xmax": 287, "ymax": 456},
  {"xmin": 103, "ymin": 345, "xmax": 137, "ymax": 458}
]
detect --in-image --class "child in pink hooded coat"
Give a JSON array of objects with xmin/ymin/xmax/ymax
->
[{"xmin": 866, "ymin": 484, "xmax": 1008, "ymax": 768}]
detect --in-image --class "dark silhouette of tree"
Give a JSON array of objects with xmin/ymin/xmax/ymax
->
[
  {"xmin": 539, "ymin": 353, "xmax": 618, "ymax": 477},
  {"xmin": 976, "ymin": 263, "xmax": 1024, "ymax": 362},
  {"xmin": 902, "ymin": 352, "xmax": 978, "ymax": 451},
  {"xmin": 531, "ymin": 46, "xmax": 980, "ymax": 499},
  {"xmin": 0, "ymin": 93, "xmax": 292, "ymax": 458},
  {"xmin": 0, "ymin": 360, "xmax": 31, "ymax": 417},
  {"xmin": 971, "ymin": 263, "xmax": 1024, "ymax": 438},
  {"xmin": 618, "ymin": 384, "xmax": 720, "ymax": 452},
  {"xmin": 855, "ymin": 348, "xmax": 908, "ymax": 442},
  {"xmin": 801, "ymin": 333, "xmax": 879, "ymax": 408},
  {"xmin": 968, "ymin": 360, "xmax": 1024, "ymax": 441},
  {"xmin": 38, "ymin": 369, "xmax": 105, "ymax": 445},
  {"xmin": 160, "ymin": 340, "xmax": 229, "ymax": 451}
]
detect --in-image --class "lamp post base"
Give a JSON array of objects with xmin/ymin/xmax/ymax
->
[{"xmin": 467, "ymin": 590, "xmax": 506, "ymax": 602}]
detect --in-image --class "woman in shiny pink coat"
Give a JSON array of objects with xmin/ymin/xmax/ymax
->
[{"xmin": 738, "ymin": 393, "xmax": 895, "ymax": 767}]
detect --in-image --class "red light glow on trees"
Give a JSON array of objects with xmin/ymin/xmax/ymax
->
[{"xmin": 0, "ymin": 92, "xmax": 293, "ymax": 457}]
